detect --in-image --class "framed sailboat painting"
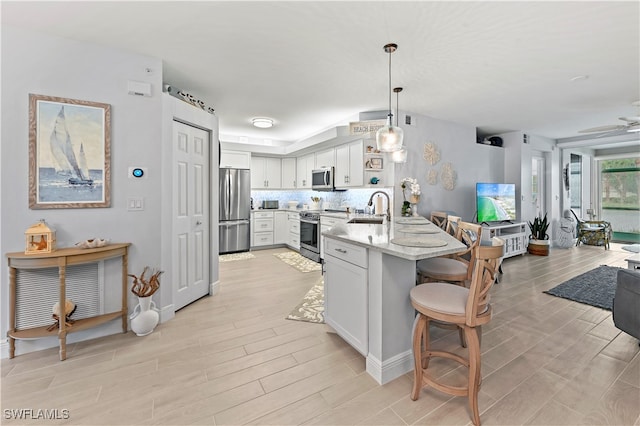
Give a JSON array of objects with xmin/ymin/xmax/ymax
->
[{"xmin": 29, "ymin": 94, "xmax": 111, "ymax": 209}]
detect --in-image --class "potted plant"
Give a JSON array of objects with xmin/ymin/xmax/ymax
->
[{"xmin": 528, "ymin": 213, "xmax": 550, "ymax": 256}]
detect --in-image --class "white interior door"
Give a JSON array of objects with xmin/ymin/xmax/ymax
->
[{"xmin": 173, "ymin": 121, "xmax": 210, "ymax": 310}]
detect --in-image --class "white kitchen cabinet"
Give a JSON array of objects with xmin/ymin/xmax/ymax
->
[
  {"xmin": 252, "ymin": 211, "xmax": 274, "ymax": 247},
  {"xmin": 281, "ymin": 157, "xmax": 297, "ymax": 189},
  {"xmin": 251, "ymin": 156, "xmax": 282, "ymax": 189},
  {"xmin": 296, "ymin": 153, "xmax": 315, "ymax": 189},
  {"xmin": 335, "ymin": 140, "xmax": 364, "ymax": 188},
  {"xmin": 287, "ymin": 212, "xmax": 300, "ymax": 250},
  {"xmin": 274, "ymin": 211, "xmax": 288, "ymax": 244},
  {"xmin": 323, "ymin": 238, "xmax": 368, "ymax": 356},
  {"xmin": 315, "ymin": 147, "xmax": 335, "ymax": 169},
  {"xmin": 220, "ymin": 150, "xmax": 251, "ymax": 169},
  {"xmin": 320, "ymin": 215, "xmax": 348, "ymax": 261}
]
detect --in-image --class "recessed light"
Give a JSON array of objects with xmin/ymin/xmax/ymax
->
[{"xmin": 252, "ymin": 118, "xmax": 273, "ymax": 128}]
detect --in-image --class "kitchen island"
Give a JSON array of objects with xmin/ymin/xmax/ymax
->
[{"xmin": 322, "ymin": 218, "xmax": 466, "ymax": 384}]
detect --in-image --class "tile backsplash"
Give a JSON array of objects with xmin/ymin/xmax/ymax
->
[{"xmin": 251, "ymin": 188, "xmax": 393, "ymax": 212}]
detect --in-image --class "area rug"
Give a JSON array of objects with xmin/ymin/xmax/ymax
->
[
  {"xmin": 274, "ymin": 251, "xmax": 322, "ymax": 273},
  {"xmin": 219, "ymin": 252, "xmax": 256, "ymax": 262},
  {"xmin": 622, "ymin": 244, "xmax": 640, "ymax": 253},
  {"xmin": 544, "ymin": 265, "xmax": 622, "ymax": 310},
  {"xmin": 286, "ymin": 279, "xmax": 324, "ymax": 323}
]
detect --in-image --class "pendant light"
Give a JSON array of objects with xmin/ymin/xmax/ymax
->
[
  {"xmin": 391, "ymin": 87, "xmax": 408, "ymax": 163},
  {"xmin": 376, "ymin": 43, "xmax": 404, "ymax": 152}
]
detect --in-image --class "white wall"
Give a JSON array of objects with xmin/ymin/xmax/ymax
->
[
  {"xmin": 393, "ymin": 111, "xmax": 503, "ymax": 221},
  {"xmin": 1, "ymin": 26, "xmax": 166, "ymax": 356}
]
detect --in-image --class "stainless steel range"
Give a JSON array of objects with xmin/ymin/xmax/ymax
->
[{"xmin": 299, "ymin": 211, "xmax": 321, "ymax": 263}]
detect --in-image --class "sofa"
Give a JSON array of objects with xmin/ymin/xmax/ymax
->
[{"xmin": 613, "ymin": 269, "xmax": 640, "ymax": 341}]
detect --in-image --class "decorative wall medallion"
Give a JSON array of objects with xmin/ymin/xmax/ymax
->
[
  {"xmin": 441, "ymin": 162, "xmax": 457, "ymax": 191},
  {"xmin": 423, "ymin": 143, "xmax": 440, "ymax": 165},
  {"xmin": 427, "ymin": 169, "xmax": 438, "ymax": 185}
]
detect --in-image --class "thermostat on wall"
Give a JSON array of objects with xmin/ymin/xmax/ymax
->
[{"xmin": 128, "ymin": 166, "xmax": 148, "ymax": 179}]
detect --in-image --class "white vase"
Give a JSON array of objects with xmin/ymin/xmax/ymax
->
[
  {"xmin": 130, "ymin": 296, "xmax": 159, "ymax": 336},
  {"xmin": 411, "ymin": 203, "xmax": 419, "ymax": 217}
]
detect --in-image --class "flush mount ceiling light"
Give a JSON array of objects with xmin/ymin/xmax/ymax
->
[
  {"xmin": 376, "ymin": 43, "xmax": 404, "ymax": 153},
  {"xmin": 391, "ymin": 87, "xmax": 407, "ymax": 163},
  {"xmin": 252, "ymin": 118, "xmax": 273, "ymax": 128}
]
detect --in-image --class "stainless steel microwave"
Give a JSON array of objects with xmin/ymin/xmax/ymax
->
[{"xmin": 311, "ymin": 167, "xmax": 334, "ymax": 191}]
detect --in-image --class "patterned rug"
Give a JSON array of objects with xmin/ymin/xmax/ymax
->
[
  {"xmin": 273, "ymin": 251, "xmax": 322, "ymax": 273},
  {"xmin": 544, "ymin": 265, "xmax": 622, "ymax": 310},
  {"xmin": 286, "ymin": 279, "xmax": 324, "ymax": 323},
  {"xmin": 219, "ymin": 252, "xmax": 256, "ymax": 262}
]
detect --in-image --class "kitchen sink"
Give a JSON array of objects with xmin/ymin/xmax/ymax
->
[{"xmin": 348, "ymin": 217, "xmax": 384, "ymax": 224}]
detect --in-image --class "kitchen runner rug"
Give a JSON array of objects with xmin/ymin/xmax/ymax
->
[
  {"xmin": 622, "ymin": 244, "xmax": 640, "ymax": 253},
  {"xmin": 286, "ymin": 279, "xmax": 324, "ymax": 323},
  {"xmin": 274, "ymin": 251, "xmax": 322, "ymax": 273},
  {"xmin": 219, "ymin": 252, "xmax": 256, "ymax": 262},
  {"xmin": 543, "ymin": 265, "xmax": 622, "ymax": 311}
]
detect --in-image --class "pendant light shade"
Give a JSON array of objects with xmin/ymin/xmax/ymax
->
[
  {"xmin": 376, "ymin": 43, "xmax": 404, "ymax": 152},
  {"xmin": 391, "ymin": 148, "xmax": 408, "ymax": 163},
  {"xmin": 391, "ymin": 87, "xmax": 407, "ymax": 163}
]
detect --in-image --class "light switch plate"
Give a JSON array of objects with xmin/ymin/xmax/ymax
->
[{"xmin": 127, "ymin": 197, "xmax": 144, "ymax": 211}]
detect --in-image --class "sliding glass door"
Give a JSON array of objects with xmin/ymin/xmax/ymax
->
[{"xmin": 599, "ymin": 157, "xmax": 640, "ymax": 243}]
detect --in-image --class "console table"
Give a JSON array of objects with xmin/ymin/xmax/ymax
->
[
  {"xmin": 6, "ymin": 243, "xmax": 130, "ymax": 360},
  {"xmin": 480, "ymin": 222, "xmax": 527, "ymax": 258}
]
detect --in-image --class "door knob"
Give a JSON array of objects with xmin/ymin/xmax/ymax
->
[{"xmin": 196, "ymin": 220, "xmax": 202, "ymax": 225}]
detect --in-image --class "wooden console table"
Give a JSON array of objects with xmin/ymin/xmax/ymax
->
[{"xmin": 6, "ymin": 243, "xmax": 131, "ymax": 360}]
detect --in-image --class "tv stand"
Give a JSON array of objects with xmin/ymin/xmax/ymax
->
[{"xmin": 480, "ymin": 222, "xmax": 527, "ymax": 258}]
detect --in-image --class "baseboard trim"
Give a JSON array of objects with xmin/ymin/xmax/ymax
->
[
  {"xmin": 366, "ymin": 350, "xmax": 414, "ymax": 385},
  {"xmin": 210, "ymin": 279, "xmax": 220, "ymax": 295}
]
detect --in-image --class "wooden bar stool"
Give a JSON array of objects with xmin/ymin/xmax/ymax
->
[
  {"xmin": 410, "ymin": 238, "xmax": 504, "ymax": 426},
  {"xmin": 416, "ymin": 220, "xmax": 481, "ymax": 286},
  {"xmin": 430, "ymin": 211, "xmax": 448, "ymax": 230}
]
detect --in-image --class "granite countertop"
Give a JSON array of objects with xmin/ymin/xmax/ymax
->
[{"xmin": 322, "ymin": 217, "xmax": 466, "ymax": 261}]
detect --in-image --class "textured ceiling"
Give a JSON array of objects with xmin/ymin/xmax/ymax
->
[{"xmin": 3, "ymin": 1, "xmax": 639, "ymax": 146}]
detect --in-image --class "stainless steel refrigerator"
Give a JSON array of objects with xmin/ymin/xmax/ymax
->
[{"xmin": 219, "ymin": 168, "xmax": 251, "ymax": 254}]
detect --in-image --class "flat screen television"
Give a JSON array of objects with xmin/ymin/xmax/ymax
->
[{"xmin": 476, "ymin": 183, "xmax": 517, "ymax": 223}]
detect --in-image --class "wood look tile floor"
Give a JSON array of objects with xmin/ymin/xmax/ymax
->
[{"xmin": 2, "ymin": 244, "xmax": 639, "ymax": 425}]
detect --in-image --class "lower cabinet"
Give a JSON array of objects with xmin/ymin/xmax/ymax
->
[
  {"xmin": 274, "ymin": 211, "xmax": 288, "ymax": 244},
  {"xmin": 320, "ymin": 215, "xmax": 348, "ymax": 261},
  {"xmin": 287, "ymin": 212, "xmax": 300, "ymax": 250},
  {"xmin": 323, "ymin": 238, "xmax": 368, "ymax": 356},
  {"xmin": 252, "ymin": 211, "xmax": 274, "ymax": 248}
]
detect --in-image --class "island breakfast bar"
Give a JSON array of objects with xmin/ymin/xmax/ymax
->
[{"xmin": 323, "ymin": 218, "xmax": 466, "ymax": 384}]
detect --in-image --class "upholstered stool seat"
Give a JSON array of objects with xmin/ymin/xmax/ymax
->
[
  {"xmin": 417, "ymin": 220, "xmax": 481, "ymax": 286},
  {"xmin": 417, "ymin": 258, "xmax": 468, "ymax": 279},
  {"xmin": 410, "ymin": 239, "xmax": 504, "ymax": 426}
]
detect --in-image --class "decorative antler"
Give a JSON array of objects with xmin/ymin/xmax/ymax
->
[{"xmin": 130, "ymin": 267, "xmax": 162, "ymax": 297}]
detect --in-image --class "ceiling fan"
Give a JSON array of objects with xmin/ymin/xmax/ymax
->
[{"xmin": 579, "ymin": 101, "xmax": 640, "ymax": 134}]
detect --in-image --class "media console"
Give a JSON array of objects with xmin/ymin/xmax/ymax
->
[{"xmin": 480, "ymin": 221, "xmax": 527, "ymax": 258}]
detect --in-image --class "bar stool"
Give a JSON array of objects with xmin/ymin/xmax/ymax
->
[
  {"xmin": 430, "ymin": 211, "xmax": 448, "ymax": 230},
  {"xmin": 409, "ymin": 238, "xmax": 504, "ymax": 426},
  {"xmin": 416, "ymin": 221, "xmax": 481, "ymax": 286}
]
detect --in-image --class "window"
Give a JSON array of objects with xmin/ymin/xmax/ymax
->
[{"xmin": 570, "ymin": 154, "xmax": 582, "ymax": 210}]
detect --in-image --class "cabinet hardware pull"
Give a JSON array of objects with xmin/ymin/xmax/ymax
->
[{"xmin": 335, "ymin": 248, "xmax": 347, "ymax": 254}]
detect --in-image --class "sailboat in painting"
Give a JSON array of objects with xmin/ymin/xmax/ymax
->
[{"xmin": 50, "ymin": 106, "xmax": 94, "ymax": 185}]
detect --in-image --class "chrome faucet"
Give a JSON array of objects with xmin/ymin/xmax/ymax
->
[{"xmin": 367, "ymin": 191, "xmax": 391, "ymax": 222}]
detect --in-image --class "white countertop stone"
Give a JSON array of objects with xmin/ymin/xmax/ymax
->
[{"xmin": 323, "ymin": 218, "xmax": 466, "ymax": 261}]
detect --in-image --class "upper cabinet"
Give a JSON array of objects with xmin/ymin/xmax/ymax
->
[
  {"xmin": 251, "ymin": 156, "xmax": 282, "ymax": 189},
  {"xmin": 220, "ymin": 150, "xmax": 251, "ymax": 169},
  {"xmin": 281, "ymin": 157, "xmax": 297, "ymax": 189},
  {"xmin": 296, "ymin": 153, "xmax": 315, "ymax": 189},
  {"xmin": 315, "ymin": 148, "xmax": 335, "ymax": 169},
  {"xmin": 335, "ymin": 140, "xmax": 364, "ymax": 188}
]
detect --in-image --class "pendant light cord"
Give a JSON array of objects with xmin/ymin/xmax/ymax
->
[{"xmin": 388, "ymin": 50, "xmax": 393, "ymax": 125}]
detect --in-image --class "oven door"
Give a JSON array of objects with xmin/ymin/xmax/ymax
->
[{"xmin": 300, "ymin": 218, "xmax": 319, "ymax": 252}]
